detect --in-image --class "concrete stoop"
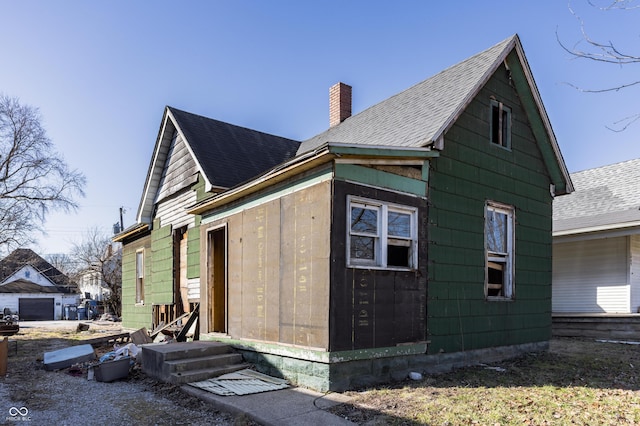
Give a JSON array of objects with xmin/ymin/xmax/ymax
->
[{"xmin": 141, "ymin": 341, "xmax": 249, "ymax": 384}]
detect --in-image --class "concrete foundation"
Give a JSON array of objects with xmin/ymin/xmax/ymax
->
[{"xmin": 206, "ymin": 336, "xmax": 549, "ymax": 392}]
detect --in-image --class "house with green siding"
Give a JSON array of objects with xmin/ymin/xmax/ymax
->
[{"xmin": 117, "ymin": 34, "xmax": 573, "ymax": 391}]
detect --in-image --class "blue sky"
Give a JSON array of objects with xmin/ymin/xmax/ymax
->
[{"xmin": 2, "ymin": 1, "xmax": 639, "ymax": 255}]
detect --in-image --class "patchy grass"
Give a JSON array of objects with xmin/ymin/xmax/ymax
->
[{"xmin": 330, "ymin": 338, "xmax": 640, "ymax": 425}]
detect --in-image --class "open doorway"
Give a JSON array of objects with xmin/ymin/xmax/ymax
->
[{"xmin": 207, "ymin": 227, "xmax": 227, "ymax": 333}]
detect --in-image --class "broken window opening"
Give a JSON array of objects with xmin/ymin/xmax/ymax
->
[
  {"xmin": 490, "ymin": 99, "xmax": 511, "ymax": 149},
  {"xmin": 136, "ymin": 249, "xmax": 145, "ymax": 304},
  {"xmin": 348, "ymin": 197, "xmax": 417, "ymax": 269},
  {"xmin": 485, "ymin": 202, "xmax": 514, "ymax": 299}
]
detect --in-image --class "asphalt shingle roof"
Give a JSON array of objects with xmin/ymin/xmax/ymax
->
[
  {"xmin": 0, "ymin": 248, "xmax": 78, "ymax": 294},
  {"xmin": 169, "ymin": 108, "xmax": 300, "ymax": 189},
  {"xmin": 298, "ymin": 36, "xmax": 516, "ymax": 155},
  {"xmin": 553, "ymin": 158, "xmax": 640, "ymax": 233},
  {"xmin": 0, "ymin": 279, "xmax": 62, "ymax": 294}
]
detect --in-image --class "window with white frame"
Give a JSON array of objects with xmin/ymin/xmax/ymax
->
[
  {"xmin": 348, "ymin": 197, "xmax": 417, "ymax": 269},
  {"xmin": 135, "ymin": 249, "xmax": 144, "ymax": 304},
  {"xmin": 485, "ymin": 202, "xmax": 514, "ymax": 299},
  {"xmin": 490, "ymin": 99, "xmax": 511, "ymax": 149}
]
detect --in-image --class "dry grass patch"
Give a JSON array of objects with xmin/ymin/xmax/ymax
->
[{"xmin": 330, "ymin": 338, "xmax": 640, "ymax": 425}]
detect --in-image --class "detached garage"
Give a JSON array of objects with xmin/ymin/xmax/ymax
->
[
  {"xmin": 0, "ymin": 280, "xmax": 64, "ymax": 320},
  {"xmin": 19, "ymin": 297, "xmax": 55, "ymax": 321},
  {"xmin": 0, "ymin": 249, "xmax": 80, "ymax": 320}
]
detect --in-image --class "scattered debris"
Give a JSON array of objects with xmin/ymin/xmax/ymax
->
[
  {"xmin": 596, "ymin": 339, "xmax": 640, "ymax": 345},
  {"xmin": 480, "ymin": 364, "xmax": 507, "ymax": 373},
  {"xmin": 409, "ymin": 372, "xmax": 423, "ymax": 381},
  {"xmin": 99, "ymin": 313, "xmax": 120, "ymax": 322},
  {"xmin": 76, "ymin": 323, "xmax": 90, "ymax": 332},
  {"xmin": 145, "ymin": 304, "xmax": 201, "ymax": 344},
  {"xmin": 83, "ymin": 332, "xmax": 131, "ymax": 347},
  {"xmin": 130, "ymin": 328, "xmax": 153, "ymax": 345},
  {"xmin": 0, "ymin": 315, "xmax": 19, "ymax": 336},
  {"xmin": 92, "ymin": 357, "xmax": 132, "ymax": 382},
  {"xmin": 43, "ymin": 344, "xmax": 96, "ymax": 371},
  {"xmin": 189, "ymin": 369, "xmax": 289, "ymax": 396}
]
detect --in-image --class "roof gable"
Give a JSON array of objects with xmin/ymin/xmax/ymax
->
[
  {"xmin": 136, "ymin": 107, "xmax": 300, "ymax": 224},
  {"xmin": 553, "ymin": 158, "xmax": 640, "ymax": 235},
  {"xmin": 298, "ymin": 34, "xmax": 572, "ymax": 195},
  {"xmin": 0, "ymin": 248, "xmax": 77, "ymax": 293}
]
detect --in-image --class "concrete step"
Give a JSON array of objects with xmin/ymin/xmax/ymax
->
[
  {"xmin": 165, "ymin": 353, "xmax": 243, "ymax": 373},
  {"xmin": 141, "ymin": 341, "xmax": 247, "ymax": 384},
  {"xmin": 169, "ymin": 363, "xmax": 251, "ymax": 384},
  {"xmin": 144, "ymin": 341, "xmax": 232, "ymax": 363}
]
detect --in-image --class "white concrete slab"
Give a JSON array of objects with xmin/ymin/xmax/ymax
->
[{"xmin": 43, "ymin": 344, "xmax": 96, "ymax": 371}]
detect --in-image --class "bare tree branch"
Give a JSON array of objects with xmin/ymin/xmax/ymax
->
[
  {"xmin": 71, "ymin": 228, "xmax": 122, "ymax": 317},
  {"xmin": 587, "ymin": 0, "xmax": 640, "ymax": 10},
  {"xmin": 0, "ymin": 94, "xmax": 86, "ymax": 252},
  {"xmin": 557, "ymin": 1, "xmax": 640, "ymax": 129}
]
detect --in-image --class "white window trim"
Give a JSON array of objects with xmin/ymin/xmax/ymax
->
[
  {"xmin": 490, "ymin": 99, "xmax": 512, "ymax": 149},
  {"xmin": 485, "ymin": 201, "xmax": 515, "ymax": 300},
  {"xmin": 135, "ymin": 248, "xmax": 145, "ymax": 305},
  {"xmin": 347, "ymin": 195, "xmax": 418, "ymax": 270}
]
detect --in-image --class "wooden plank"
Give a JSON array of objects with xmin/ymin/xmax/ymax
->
[
  {"xmin": 176, "ymin": 304, "xmax": 200, "ymax": 342},
  {"xmin": 84, "ymin": 332, "xmax": 132, "ymax": 347},
  {"xmin": 149, "ymin": 313, "xmax": 189, "ymax": 339}
]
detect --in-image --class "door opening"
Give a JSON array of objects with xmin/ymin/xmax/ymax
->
[{"xmin": 208, "ymin": 227, "xmax": 227, "ymax": 333}]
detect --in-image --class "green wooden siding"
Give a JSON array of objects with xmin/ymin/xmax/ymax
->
[
  {"xmin": 187, "ymin": 215, "xmax": 201, "ymax": 279},
  {"xmin": 334, "ymin": 163, "xmax": 427, "ymax": 197},
  {"xmin": 121, "ymin": 235, "xmax": 152, "ymax": 329},
  {"xmin": 151, "ymin": 219, "xmax": 174, "ymax": 304},
  {"xmin": 426, "ymin": 62, "xmax": 553, "ymax": 354}
]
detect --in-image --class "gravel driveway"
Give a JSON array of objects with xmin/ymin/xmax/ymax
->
[{"xmin": 0, "ymin": 321, "xmax": 252, "ymax": 425}]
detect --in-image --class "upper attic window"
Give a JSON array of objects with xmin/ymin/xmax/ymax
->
[{"xmin": 490, "ymin": 99, "xmax": 511, "ymax": 149}]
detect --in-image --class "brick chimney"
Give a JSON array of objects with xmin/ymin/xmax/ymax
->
[{"xmin": 329, "ymin": 82, "xmax": 352, "ymax": 127}]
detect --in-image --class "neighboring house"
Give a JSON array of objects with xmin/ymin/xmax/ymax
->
[
  {"xmin": 76, "ymin": 242, "xmax": 122, "ymax": 304},
  {"xmin": 0, "ymin": 248, "xmax": 80, "ymax": 320},
  {"xmin": 117, "ymin": 34, "xmax": 573, "ymax": 391},
  {"xmin": 553, "ymin": 158, "xmax": 640, "ymax": 313},
  {"xmin": 76, "ymin": 267, "xmax": 110, "ymax": 301}
]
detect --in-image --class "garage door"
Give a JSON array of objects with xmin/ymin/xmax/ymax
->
[{"xmin": 19, "ymin": 298, "xmax": 54, "ymax": 320}]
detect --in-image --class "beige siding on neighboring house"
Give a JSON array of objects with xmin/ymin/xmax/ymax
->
[
  {"xmin": 553, "ymin": 236, "xmax": 630, "ymax": 313},
  {"xmin": 630, "ymin": 234, "xmax": 640, "ymax": 313}
]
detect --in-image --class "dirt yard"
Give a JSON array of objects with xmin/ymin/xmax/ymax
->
[
  {"xmin": 0, "ymin": 321, "xmax": 254, "ymax": 425},
  {"xmin": 329, "ymin": 337, "xmax": 640, "ymax": 425},
  {"xmin": 3, "ymin": 322, "xmax": 640, "ymax": 425}
]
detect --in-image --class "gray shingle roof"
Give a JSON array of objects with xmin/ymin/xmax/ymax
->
[
  {"xmin": 0, "ymin": 248, "xmax": 78, "ymax": 294},
  {"xmin": 553, "ymin": 158, "xmax": 640, "ymax": 234},
  {"xmin": 298, "ymin": 36, "xmax": 516, "ymax": 155},
  {"xmin": 0, "ymin": 279, "xmax": 63, "ymax": 294},
  {"xmin": 169, "ymin": 107, "xmax": 300, "ymax": 189}
]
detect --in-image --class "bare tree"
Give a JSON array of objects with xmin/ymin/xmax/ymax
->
[
  {"xmin": 0, "ymin": 95, "xmax": 86, "ymax": 252},
  {"xmin": 45, "ymin": 252, "xmax": 80, "ymax": 277},
  {"xmin": 557, "ymin": 1, "xmax": 640, "ymax": 130},
  {"xmin": 71, "ymin": 228, "xmax": 122, "ymax": 317}
]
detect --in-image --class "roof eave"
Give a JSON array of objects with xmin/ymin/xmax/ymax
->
[{"xmin": 188, "ymin": 142, "xmax": 438, "ymax": 215}]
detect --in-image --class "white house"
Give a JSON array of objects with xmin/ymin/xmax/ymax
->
[{"xmin": 553, "ymin": 158, "xmax": 640, "ymax": 313}]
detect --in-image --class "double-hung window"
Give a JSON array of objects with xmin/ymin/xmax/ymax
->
[
  {"xmin": 348, "ymin": 196, "xmax": 417, "ymax": 269},
  {"xmin": 485, "ymin": 202, "xmax": 514, "ymax": 299},
  {"xmin": 490, "ymin": 99, "xmax": 511, "ymax": 149},
  {"xmin": 135, "ymin": 249, "xmax": 145, "ymax": 304}
]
